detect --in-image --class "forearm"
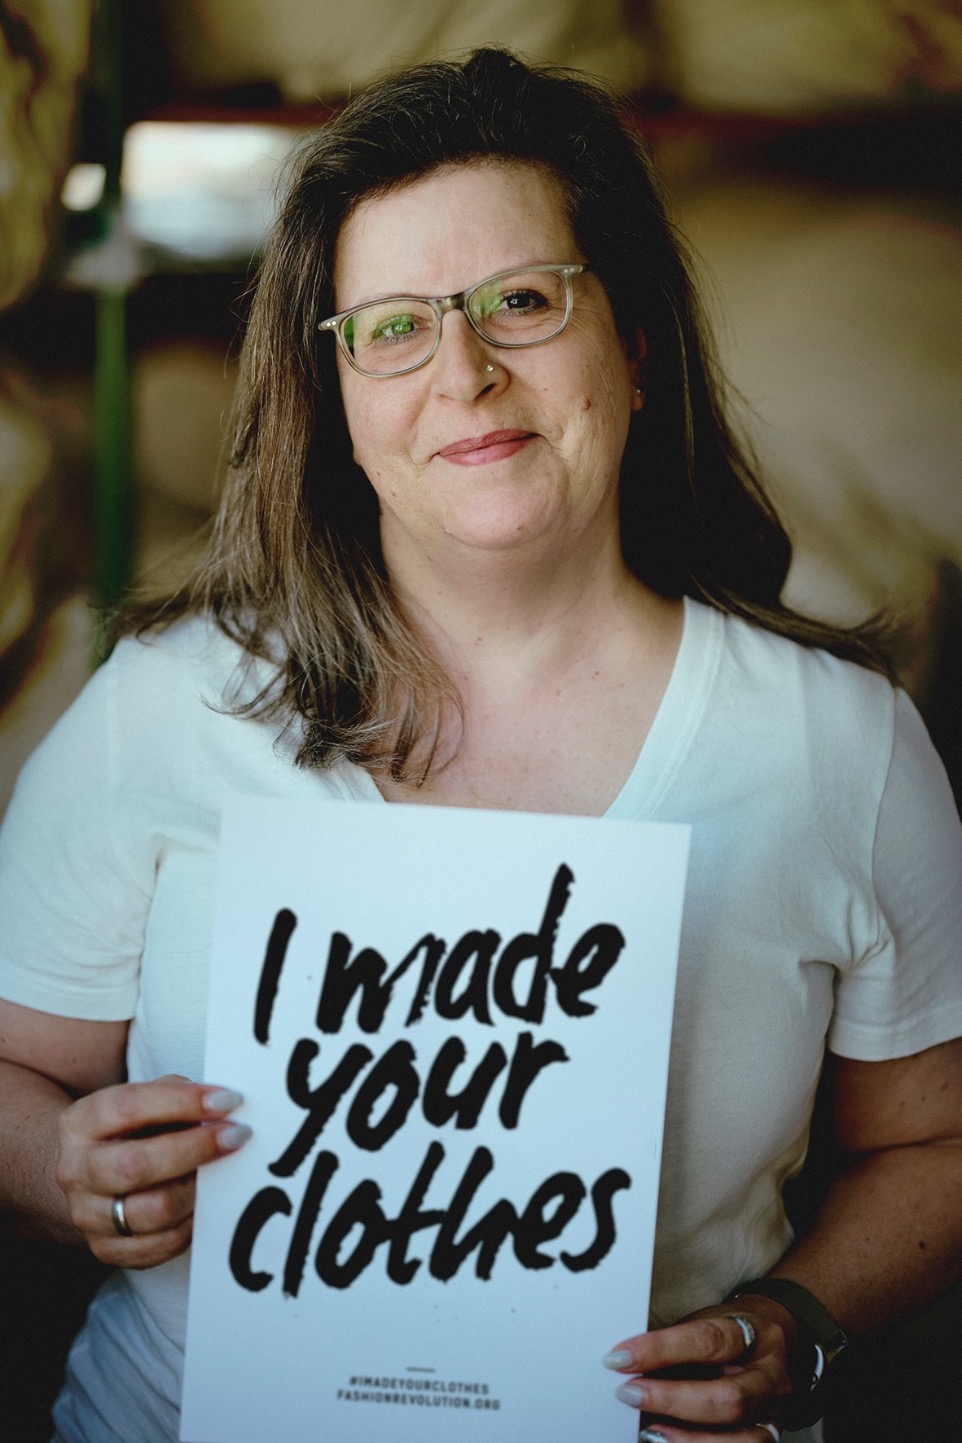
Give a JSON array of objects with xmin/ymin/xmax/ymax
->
[
  {"xmin": 0, "ymin": 1058, "xmax": 85, "ymax": 1245},
  {"xmin": 766, "ymin": 1138, "xmax": 962, "ymax": 1336},
  {"xmin": 604, "ymin": 1140, "xmax": 962, "ymax": 1437}
]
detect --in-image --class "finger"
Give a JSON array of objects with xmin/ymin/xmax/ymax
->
[
  {"xmin": 58, "ymin": 1080, "xmax": 247, "ymax": 1197},
  {"xmin": 87, "ymin": 1214, "xmax": 196, "ymax": 1270},
  {"xmin": 613, "ymin": 1364, "xmax": 778, "ymax": 1428},
  {"xmin": 635, "ymin": 1426, "xmax": 782, "ymax": 1443},
  {"xmin": 95, "ymin": 1174, "xmax": 197, "ymax": 1239},
  {"xmin": 80, "ymin": 1117, "xmax": 251, "ymax": 1200},
  {"xmin": 68, "ymin": 1079, "xmax": 244, "ymax": 1144},
  {"xmin": 604, "ymin": 1314, "xmax": 762, "ymax": 1374}
]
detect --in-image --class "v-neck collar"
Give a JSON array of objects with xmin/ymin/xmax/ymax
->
[
  {"xmin": 604, "ymin": 595, "xmax": 721, "ymax": 819},
  {"xmin": 342, "ymin": 595, "xmax": 722, "ymax": 818}
]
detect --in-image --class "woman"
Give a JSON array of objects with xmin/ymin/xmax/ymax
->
[{"xmin": 0, "ymin": 46, "xmax": 960, "ymax": 1443}]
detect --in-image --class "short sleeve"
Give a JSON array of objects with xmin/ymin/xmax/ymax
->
[
  {"xmin": 828, "ymin": 688, "xmax": 962, "ymax": 1060},
  {"xmin": 0, "ymin": 657, "xmax": 154, "ymax": 1020}
]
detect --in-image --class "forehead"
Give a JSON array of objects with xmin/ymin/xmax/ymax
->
[{"xmin": 333, "ymin": 161, "xmax": 576, "ymax": 306}]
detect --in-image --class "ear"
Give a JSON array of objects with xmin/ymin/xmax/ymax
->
[{"xmin": 627, "ymin": 327, "xmax": 648, "ymax": 411}]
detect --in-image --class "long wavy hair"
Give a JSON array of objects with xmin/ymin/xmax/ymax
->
[{"xmin": 124, "ymin": 46, "xmax": 891, "ymax": 780}]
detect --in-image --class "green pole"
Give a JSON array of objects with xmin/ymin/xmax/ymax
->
[
  {"xmin": 93, "ymin": 283, "xmax": 132, "ymax": 612},
  {"xmin": 91, "ymin": 0, "xmax": 134, "ymax": 623}
]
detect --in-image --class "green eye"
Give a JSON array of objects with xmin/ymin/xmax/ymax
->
[{"xmin": 372, "ymin": 313, "xmax": 417, "ymax": 342}]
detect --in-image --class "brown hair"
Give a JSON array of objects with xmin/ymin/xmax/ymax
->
[{"xmin": 124, "ymin": 46, "xmax": 892, "ymax": 780}]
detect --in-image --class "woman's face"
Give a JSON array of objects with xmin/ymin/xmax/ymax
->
[{"xmin": 332, "ymin": 161, "xmax": 644, "ymax": 576}]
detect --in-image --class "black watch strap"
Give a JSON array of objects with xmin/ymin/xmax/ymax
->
[{"xmin": 727, "ymin": 1277, "xmax": 849, "ymax": 1429}]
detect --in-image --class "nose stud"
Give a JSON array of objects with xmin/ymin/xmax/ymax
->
[{"xmin": 485, "ymin": 364, "xmax": 495, "ymax": 373}]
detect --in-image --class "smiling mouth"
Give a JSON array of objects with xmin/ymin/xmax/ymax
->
[{"xmin": 437, "ymin": 430, "xmax": 535, "ymax": 463}]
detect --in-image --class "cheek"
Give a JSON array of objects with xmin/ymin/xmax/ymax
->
[
  {"xmin": 340, "ymin": 378, "xmax": 423, "ymax": 479},
  {"xmin": 574, "ymin": 365, "xmax": 633, "ymax": 429},
  {"xmin": 336, "ymin": 379, "xmax": 364, "ymax": 467},
  {"xmin": 341, "ymin": 400, "xmax": 388, "ymax": 475},
  {"xmin": 571, "ymin": 336, "xmax": 634, "ymax": 415},
  {"xmin": 347, "ymin": 418, "xmax": 409, "ymax": 495}
]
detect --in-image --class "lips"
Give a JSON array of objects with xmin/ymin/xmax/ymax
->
[{"xmin": 437, "ymin": 430, "xmax": 535, "ymax": 463}]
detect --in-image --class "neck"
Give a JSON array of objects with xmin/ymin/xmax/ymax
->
[
  {"xmin": 374, "ymin": 527, "xmax": 684, "ymax": 809},
  {"xmin": 384, "ymin": 525, "xmax": 657, "ymax": 685}
]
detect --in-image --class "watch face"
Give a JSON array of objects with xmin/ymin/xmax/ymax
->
[
  {"xmin": 792, "ymin": 1338, "xmax": 852, "ymax": 1430},
  {"xmin": 726, "ymin": 1278, "xmax": 848, "ymax": 1428},
  {"xmin": 810, "ymin": 1341, "xmax": 826, "ymax": 1387}
]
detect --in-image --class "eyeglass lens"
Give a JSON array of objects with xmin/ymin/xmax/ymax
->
[{"xmin": 342, "ymin": 268, "xmax": 572, "ymax": 375}]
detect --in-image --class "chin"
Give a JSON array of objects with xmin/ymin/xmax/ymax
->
[{"xmin": 442, "ymin": 506, "xmax": 563, "ymax": 553}]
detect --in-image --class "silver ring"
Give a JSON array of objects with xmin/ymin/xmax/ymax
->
[
  {"xmin": 756, "ymin": 1425, "xmax": 781, "ymax": 1442},
  {"xmin": 111, "ymin": 1194, "xmax": 135, "ymax": 1238},
  {"xmin": 727, "ymin": 1312, "xmax": 757, "ymax": 1361}
]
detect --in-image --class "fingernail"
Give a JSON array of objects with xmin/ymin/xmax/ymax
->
[
  {"xmin": 217, "ymin": 1122, "xmax": 252, "ymax": 1151},
  {"xmin": 204, "ymin": 1088, "xmax": 244, "ymax": 1114},
  {"xmin": 637, "ymin": 1431, "xmax": 668, "ymax": 1443},
  {"xmin": 602, "ymin": 1349, "xmax": 634, "ymax": 1370},
  {"xmin": 614, "ymin": 1383, "xmax": 647, "ymax": 1409}
]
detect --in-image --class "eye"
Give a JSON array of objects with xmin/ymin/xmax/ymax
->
[
  {"xmin": 478, "ymin": 285, "xmax": 550, "ymax": 319},
  {"xmin": 471, "ymin": 271, "xmax": 569, "ymax": 339},
  {"xmin": 372, "ymin": 312, "xmax": 420, "ymax": 343},
  {"xmin": 353, "ymin": 303, "xmax": 435, "ymax": 351}
]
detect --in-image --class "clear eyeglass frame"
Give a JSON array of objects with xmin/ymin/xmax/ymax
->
[{"xmin": 318, "ymin": 262, "xmax": 589, "ymax": 378}]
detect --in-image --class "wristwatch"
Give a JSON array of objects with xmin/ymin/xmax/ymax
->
[{"xmin": 727, "ymin": 1277, "xmax": 849, "ymax": 1429}]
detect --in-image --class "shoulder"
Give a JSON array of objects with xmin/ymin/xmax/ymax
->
[
  {"xmin": 85, "ymin": 615, "xmax": 268, "ymax": 736},
  {"xmin": 105, "ymin": 615, "xmax": 258, "ymax": 703},
  {"xmin": 11, "ymin": 616, "xmax": 271, "ymax": 805},
  {"xmin": 681, "ymin": 601, "xmax": 909, "ymax": 834},
  {"xmin": 710, "ymin": 602, "xmax": 894, "ymax": 707},
  {"xmin": 708, "ymin": 602, "xmax": 959, "ymax": 843},
  {"xmin": 701, "ymin": 601, "xmax": 898, "ymax": 753}
]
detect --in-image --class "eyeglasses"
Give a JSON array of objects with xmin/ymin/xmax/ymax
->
[{"xmin": 318, "ymin": 262, "xmax": 588, "ymax": 378}]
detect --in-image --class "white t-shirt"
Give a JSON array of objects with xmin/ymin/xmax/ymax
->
[{"xmin": 1, "ymin": 597, "xmax": 960, "ymax": 1443}]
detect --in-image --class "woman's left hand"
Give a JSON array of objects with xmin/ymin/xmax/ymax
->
[{"xmin": 603, "ymin": 1302, "xmax": 800, "ymax": 1441}]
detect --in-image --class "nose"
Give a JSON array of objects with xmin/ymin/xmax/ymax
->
[{"xmin": 431, "ymin": 310, "xmax": 502, "ymax": 401}]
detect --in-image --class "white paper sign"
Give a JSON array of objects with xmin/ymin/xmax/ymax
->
[{"xmin": 181, "ymin": 798, "xmax": 689, "ymax": 1443}]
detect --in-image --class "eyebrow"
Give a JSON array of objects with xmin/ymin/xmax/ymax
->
[{"xmin": 337, "ymin": 261, "xmax": 560, "ymax": 312}]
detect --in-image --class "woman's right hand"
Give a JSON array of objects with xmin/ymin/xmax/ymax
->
[{"xmin": 56, "ymin": 1074, "xmax": 251, "ymax": 1268}]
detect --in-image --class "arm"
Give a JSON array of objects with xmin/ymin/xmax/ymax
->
[
  {"xmin": 0, "ymin": 998, "xmax": 251, "ymax": 1266},
  {"xmin": 770, "ymin": 1038, "xmax": 962, "ymax": 1330},
  {"xmin": 603, "ymin": 1036, "xmax": 962, "ymax": 1440},
  {"xmin": 0, "ymin": 1003, "xmax": 126, "ymax": 1245}
]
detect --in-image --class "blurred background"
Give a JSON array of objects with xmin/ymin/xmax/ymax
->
[{"xmin": 0, "ymin": 1, "xmax": 960, "ymax": 1437}]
